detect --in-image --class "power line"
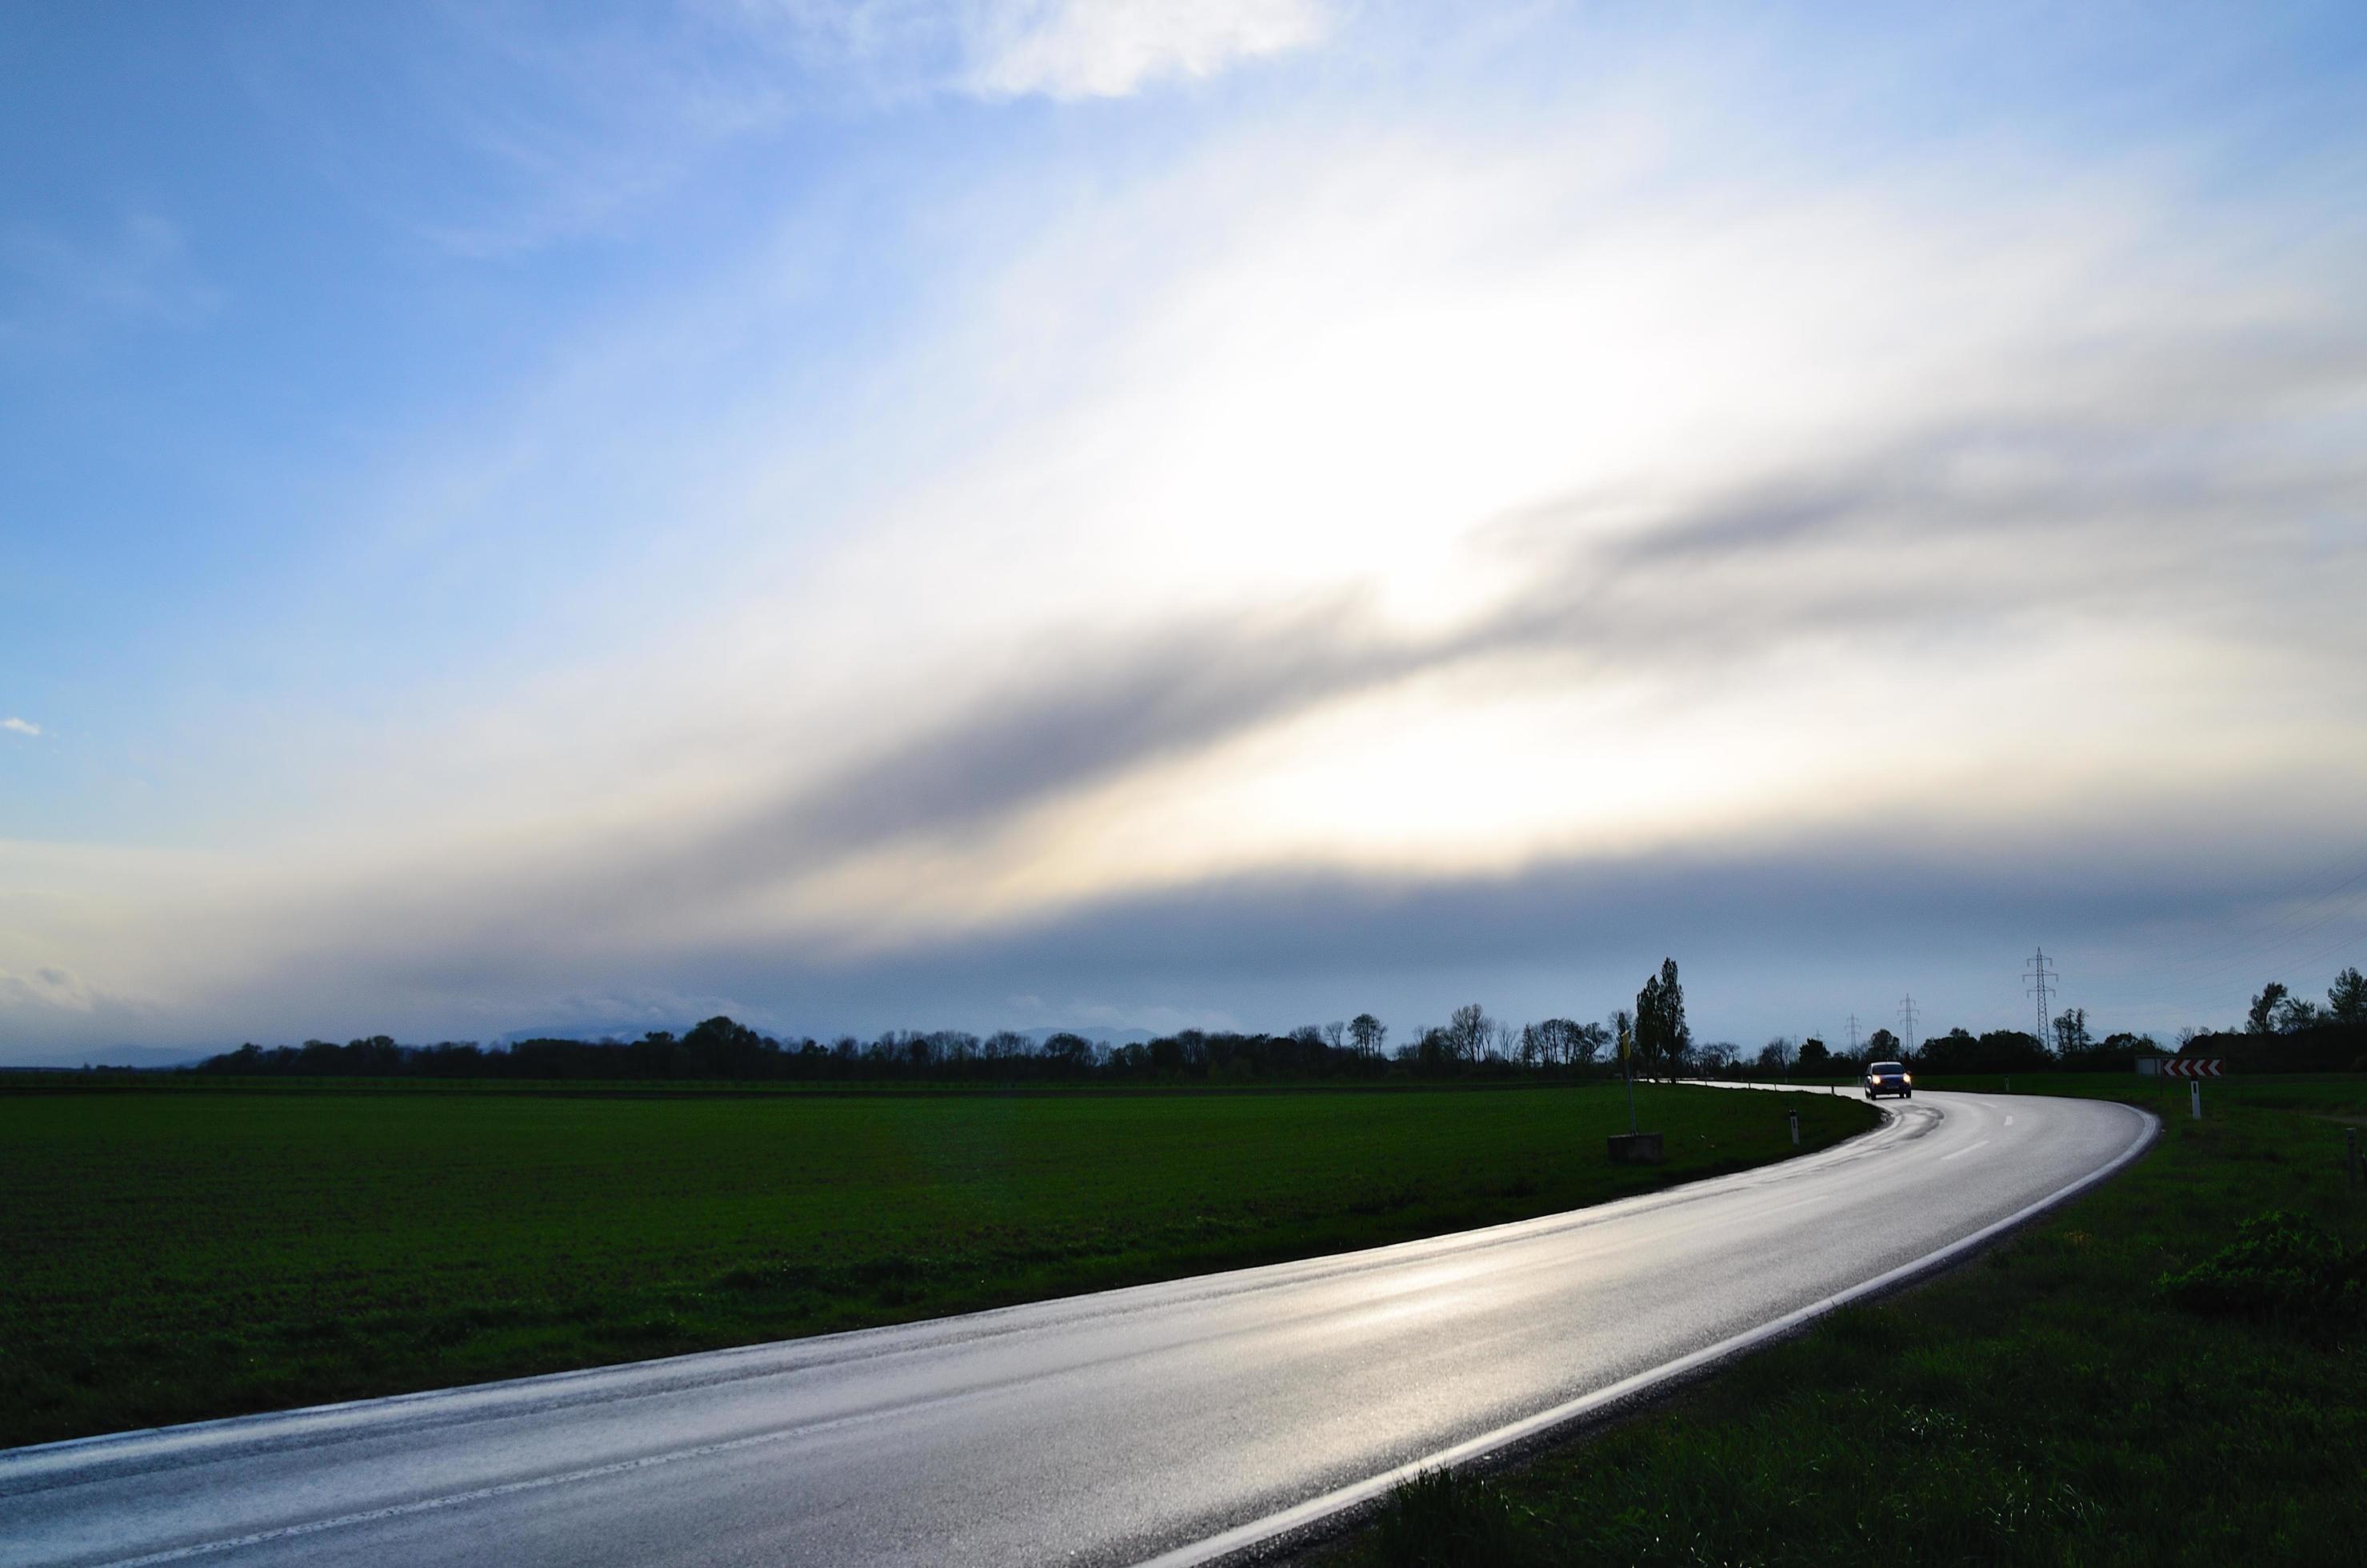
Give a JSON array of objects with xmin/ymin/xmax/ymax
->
[
  {"xmin": 2064, "ymin": 848, "xmax": 2367, "ymax": 1031},
  {"xmin": 2157, "ymin": 849, "xmax": 2367, "ymax": 972},
  {"xmin": 1897, "ymin": 994, "xmax": 1919, "ymax": 1056},
  {"xmin": 2157, "ymin": 896, "xmax": 2367, "ymax": 987},
  {"xmin": 2113, "ymin": 849, "xmax": 2367, "ymax": 988},
  {"xmin": 2257, "ymin": 925, "xmax": 2367, "ymax": 986},
  {"xmin": 2099, "ymin": 919, "xmax": 2367, "ymax": 1029},
  {"xmin": 2025, "ymin": 947, "xmax": 2058, "ymax": 1046},
  {"xmin": 1845, "ymin": 1013, "xmax": 1860, "ymax": 1058}
]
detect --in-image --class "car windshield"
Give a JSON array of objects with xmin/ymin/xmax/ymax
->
[{"xmin": 1871, "ymin": 1062, "xmax": 1905, "ymax": 1074}]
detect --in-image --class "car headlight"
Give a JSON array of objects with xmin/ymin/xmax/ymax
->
[{"xmin": 1903, "ymin": 1074, "xmax": 1913, "ymax": 1084}]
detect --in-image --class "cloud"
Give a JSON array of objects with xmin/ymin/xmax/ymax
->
[
  {"xmin": 959, "ymin": 0, "xmax": 1327, "ymax": 99},
  {"xmin": 75, "ymin": 337, "xmax": 2354, "ymax": 1058},
  {"xmin": 8, "ymin": 14, "xmax": 2366, "ymax": 1055},
  {"xmin": 1, "ymin": 718, "xmax": 38, "ymax": 738},
  {"xmin": 233, "ymin": 6, "xmax": 791, "ymax": 259},
  {"xmin": 548, "ymin": 384, "xmax": 2361, "ymax": 959},
  {"xmin": 734, "ymin": 0, "xmax": 1327, "ymax": 102},
  {"xmin": 287, "ymin": 0, "xmax": 1329, "ymax": 257},
  {"xmin": 34, "ymin": 805, "xmax": 2347, "ymax": 1054},
  {"xmin": 0, "ymin": 214, "xmax": 218, "ymax": 351},
  {"xmin": 0, "ymin": 965, "xmax": 110, "ymax": 1018}
]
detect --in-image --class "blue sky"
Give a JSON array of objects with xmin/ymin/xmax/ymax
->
[{"xmin": 5, "ymin": 2, "xmax": 2366, "ymax": 1058}]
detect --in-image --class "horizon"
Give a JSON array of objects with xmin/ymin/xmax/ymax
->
[
  {"xmin": 6, "ymin": 2, "xmax": 2367, "ymax": 1060},
  {"xmin": 32, "ymin": 971, "xmax": 2349, "ymax": 1070}
]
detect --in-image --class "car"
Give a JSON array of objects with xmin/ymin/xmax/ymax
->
[{"xmin": 1865, "ymin": 1060, "xmax": 1913, "ymax": 1100}]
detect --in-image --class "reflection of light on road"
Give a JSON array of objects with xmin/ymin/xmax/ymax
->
[
  {"xmin": 1320, "ymin": 1290, "xmax": 1485, "ymax": 1341},
  {"xmin": 1314, "ymin": 1262, "xmax": 1493, "ymax": 1339}
]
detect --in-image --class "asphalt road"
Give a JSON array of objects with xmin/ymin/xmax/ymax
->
[{"xmin": 1, "ymin": 1089, "xmax": 2153, "ymax": 1568}]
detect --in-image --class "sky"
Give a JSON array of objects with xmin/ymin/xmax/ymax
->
[{"xmin": 4, "ymin": 1, "xmax": 2366, "ymax": 1061}]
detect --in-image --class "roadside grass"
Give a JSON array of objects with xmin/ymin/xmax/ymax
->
[
  {"xmin": 0, "ymin": 1081, "xmax": 1869, "ymax": 1449},
  {"xmin": 1331, "ymin": 1076, "xmax": 2367, "ymax": 1567}
]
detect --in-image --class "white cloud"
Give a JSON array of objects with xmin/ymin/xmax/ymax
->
[
  {"xmin": 730, "ymin": 0, "xmax": 1329, "ymax": 102},
  {"xmin": 2, "ymin": 717, "xmax": 40, "ymax": 738},
  {"xmin": 960, "ymin": 0, "xmax": 1327, "ymax": 99},
  {"xmin": 279, "ymin": 0, "xmax": 1328, "ymax": 258}
]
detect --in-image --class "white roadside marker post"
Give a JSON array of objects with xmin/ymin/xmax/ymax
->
[
  {"xmin": 2190, "ymin": 1080, "xmax": 2201, "ymax": 1121},
  {"xmin": 1789, "ymin": 1110, "xmax": 1800, "ymax": 1147}
]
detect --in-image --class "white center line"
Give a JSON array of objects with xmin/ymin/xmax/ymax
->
[{"xmin": 1941, "ymin": 1138, "xmax": 1991, "ymax": 1162}]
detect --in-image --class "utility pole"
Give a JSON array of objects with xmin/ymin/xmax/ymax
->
[
  {"xmin": 2025, "ymin": 947, "xmax": 2058, "ymax": 1049},
  {"xmin": 1845, "ymin": 1014, "xmax": 1860, "ymax": 1059},
  {"xmin": 1897, "ymin": 995, "xmax": 1919, "ymax": 1058}
]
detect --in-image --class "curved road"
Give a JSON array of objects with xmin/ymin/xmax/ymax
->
[{"xmin": 2, "ymin": 1090, "xmax": 2152, "ymax": 1568}]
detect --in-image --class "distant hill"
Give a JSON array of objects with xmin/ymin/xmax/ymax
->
[
  {"xmin": 0, "ymin": 1044, "xmax": 214, "ymax": 1071},
  {"xmin": 492, "ymin": 1023, "xmax": 1166, "ymax": 1048}
]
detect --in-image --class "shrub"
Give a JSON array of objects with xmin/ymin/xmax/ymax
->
[{"xmin": 2159, "ymin": 1210, "xmax": 2365, "ymax": 1329}]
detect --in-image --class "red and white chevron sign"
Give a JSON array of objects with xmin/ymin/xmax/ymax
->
[{"xmin": 2161, "ymin": 1058, "xmax": 2224, "ymax": 1078}]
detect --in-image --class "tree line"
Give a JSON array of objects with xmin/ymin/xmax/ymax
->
[
  {"xmin": 186, "ymin": 961, "xmax": 1690, "ymax": 1085},
  {"xmin": 2190, "ymin": 966, "xmax": 2367, "ymax": 1072},
  {"xmin": 189, "ymin": 959, "xmax": 2367, "ymax": 1084}
]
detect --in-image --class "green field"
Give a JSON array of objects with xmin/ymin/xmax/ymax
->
[
  {"xmin": 1333, "ymin": 1075, "xmax": 2367, "ymax": 1566},
  {"xmin": 0, "ymin": 1080, "xmax": 1871, "ymax": 1449}
]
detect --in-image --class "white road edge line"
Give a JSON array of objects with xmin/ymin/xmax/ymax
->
[{"xmin": 1143, "ymin": 1098, "xmax": 2158, "ymax": 1568}]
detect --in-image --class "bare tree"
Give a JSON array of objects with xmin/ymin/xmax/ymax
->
[
  {"xmin": 1448, "ymin": 1003, "xmax": 1490, "ymax": 1062},
  {"xmin": 1528, "ymin": 1018, "xmax": 1565, "ymax": 1066}
]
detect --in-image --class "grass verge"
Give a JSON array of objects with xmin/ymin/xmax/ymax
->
[
  {"xmin": 0, "ymin": 1080, "xmax": 1868, "ymax": 1449},
  {"xmin": 1326, "ymin": 1075, "xmax": 2367, "ymax": 1566}
]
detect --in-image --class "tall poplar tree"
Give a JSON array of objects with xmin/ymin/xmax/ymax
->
[{"xmin": 1635, "ymin": 958, "xmax": 1692, "ymax": 1080}]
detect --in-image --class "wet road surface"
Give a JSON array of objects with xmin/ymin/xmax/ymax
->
[{"xmin": 0, "ymin": 1090, "xmax": 2152, "ymax": 1567}]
